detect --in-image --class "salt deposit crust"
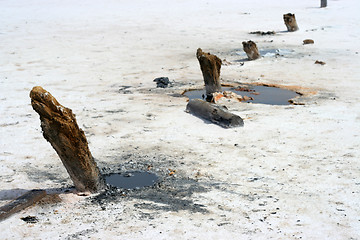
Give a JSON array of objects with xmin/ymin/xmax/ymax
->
[{"xmin": 0, "ymin": 0, "xmax": 360, "ymax": 239}]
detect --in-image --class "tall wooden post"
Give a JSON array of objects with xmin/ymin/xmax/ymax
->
[
  {"xmin": 321, "ymin": 0, "xmax": 327, "ymax": 8},
  {"xmin": 283, "ymin": 13, "xmax": 299, "ymax": 32},
  {"xmin": 242, "ymin": 40, "xmax": 260, "ymax": 60},
  {"xmin": 30, "ymin": 86, "xmax": 104, "ymax": 193},
  {"xmin": 196, "ymin": 48, "xmax": 222, "ymax": 99}
]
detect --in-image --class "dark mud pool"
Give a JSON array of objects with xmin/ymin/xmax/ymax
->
[
  {"xmin": 183, "ymin": 85, "xmax": 299, "ymax": 105},
  {"xmin": 105, "ymin": 171, "xmax": 158, "ymax": 190}
]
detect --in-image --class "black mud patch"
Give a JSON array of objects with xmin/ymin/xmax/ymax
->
[
  {"xmin": 21, "ymin": 215, "xmax": 39, "ymax": 223},
  {"xmin": 92, "ymin": 153, "xmax": 209, "ymax": 213},
  {"xmin": 65, "ymin": 229, "xmax": 98, "ymax": 240},
  {"xmin": 249, "ymin": 31, "xmax": 276, "ymax": 35},
  {"xmin": 24, "ymin": 164, "xmax": 70, "ymax": 185},
  {"xmin": 131, "ymin": 176, "xmax": 208, "ymax": 213}
]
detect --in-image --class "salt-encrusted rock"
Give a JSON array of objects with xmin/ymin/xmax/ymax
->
[
  {"xmin": 242, "ymin": 95, "xmax": 254, "ymax": 101},
  {"xmin": 30, "ymin": 86, "xmax": 104, "ymax": 193},
  {"xmin": 209, "ymin": 91, "xmax": 254, "ymax": 103},
  {"xmin": 223, "ymin": 91, "xmax": 243, "ymax": 102},
  {"xmin": 196, "ymin": 48, "xmax": 222, "ymax": 98},
  {"xmin": 242, "ymin": 40, "xmax": 260, "ymax": 60},
  {"xmin": 283, "ymin": 13, "xmax": 299, "ymax": 32},
  {"xmin": 208, "ymin": 92, "xmax": 224, "ymax": 103},
  {"xmin": 186, "ymin": 99, "xmax": 244, "ymax": 128},
  {"xmin": 154, "ymin": 77, "xmax": 171, "ymax": 88}
]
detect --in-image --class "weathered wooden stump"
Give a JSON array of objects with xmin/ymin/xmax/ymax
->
[
  {"xmin": 283, "ymin": 13, "xmax": 299, "ymax": 32},
  {"xmin": 186, "ymin": 99, "xmax": 244, "ymax": 128},
  {"xmin": 242, "ymin": 40, "xmax": 260, "ymax": 60},
  {"xmin": 30, "ymin": 86, "xmax": 104, "ymax": 193},
  {"xmin": 321, "ymin": 0, "xmax": 327, "ymax": 8},
  {"xmin": 196, "ymin": 48, "xmax": 222, "ymax": 99}
]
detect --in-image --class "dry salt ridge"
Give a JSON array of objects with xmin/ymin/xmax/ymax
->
[{"xmin": 0, "ymin": 0, "xmax": 360, "ymax": 239}]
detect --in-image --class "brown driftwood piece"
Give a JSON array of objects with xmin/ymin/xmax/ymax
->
[
  {"xmin": 283, "ymin": 13, "xmax": 299, "ymax": 32},
  {"xmin": 303, "ymin": 39, "xmax": 314, "ymax": 45},
  {"xmin": 186, "ymin": 99, "xmax": 244, "ymax": 128},
  {"xmin": 242, "ymin": 40, "xmax": 260, "ymax": 60},
  {"xmin": 30, "ymin": 86, "xmax": 104, "ymax": 193},
  {"xmin": 315, "ymin": 60, "xmax": 326, "ymax": 65},
  {"xmin": 0, "ymin": 190, "xmax": 46, "ymax": 221},
  {"xmin": 196, "ymin": 48, "xmax": 222, "ymax": 98}
]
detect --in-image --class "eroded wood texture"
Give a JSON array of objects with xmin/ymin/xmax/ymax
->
[
  {"xmin": 186, "ymin": 99, "xmax": 244, "ymax": 128},
  {"xmin": 321, "ymin": 0, "xmax": 327, "ymax": 8},
  {"xmin": 30, "ymin": 86, "xmax": 104, "ymax": 193},
  {"xmin": 196, "ymin": 48, "xmax": 222, "ymax": 97},
  {"xmin": 283, "ymin": 13, "xmax": 299, "ymax": 32},
  {"xmin": 242, "ymin": 40, "xmax": 260, "ymax": 60}
]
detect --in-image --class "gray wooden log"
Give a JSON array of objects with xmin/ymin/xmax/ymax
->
[
  {"xmin": 321, "ymin": 0, "xmax": 327, "ymax": 8},
  {"xmin": 283, "ymin": 13, "xmax": 299, "ymax": 32},
  {"xmin": 30, "ymin": 86, "xmax": 104, "ymax": 193},
  {"xmin": 0, "ymin": 190, "xmax": 46, "ymax": 221},
  {"xmin": 186, "ymin": 99, "xmax": 244, "ymax": 128},
  {"xmin": 196, "ymin": 48, "xmax": 222, "ymax": 98}
]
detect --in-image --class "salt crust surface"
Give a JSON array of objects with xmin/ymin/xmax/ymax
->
[{"xmin": 0, "ymin": 0, "xmax": 360, "ymax": 239}]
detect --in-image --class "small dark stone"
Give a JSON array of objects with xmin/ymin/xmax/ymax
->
[
  {"xmin": 315, "ymin": 60, "xmax": 326, "ymax": 65},
  {"xmin": 153, "ymin": 77, "xmax": 171, "ymax": 88},
  {"xmin": 249, "ymin": 31, "xmax": 276, "ymax": 35},
  {"xmin": 21, "ymin": 216, "xmax": 39, "ymax": 224}
]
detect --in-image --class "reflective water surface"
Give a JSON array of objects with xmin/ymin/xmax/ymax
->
[
  {"xmin": 105, "ymin": 171, "xmax": 158, "ymax": 189},
  {"xmin": 184, "ymin": 85, "xmax": 299, "ymax": 105}
]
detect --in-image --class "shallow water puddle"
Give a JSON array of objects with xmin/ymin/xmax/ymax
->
[
  {"xmin": 183, "ymin": 85, "xmax": 299, "ymax": 105},
  {"xmin": 235, "ymin": 48, "xmax": 295, "ymax": 58},
  {"xmin": 260, "ymin": 48, "xmax": 295, "ymax": 57},
  {"xmin": 105, "ymin": 171, "xmax": 158, "ymax": 190}
]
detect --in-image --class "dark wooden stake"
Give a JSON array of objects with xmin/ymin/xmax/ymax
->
[
  {"xmin": 242, "ymin": 40, "xmax": 260, "ymax": 60},
  {"xmin": 30, "ymin": 86, "xmax": 104, "ymax": 193},
  {"xmin": 321, "ymin": 0, "xmax": 327, "ymax": 8},
  {"xmin": 283, "ymin": 13, "xmax": 299, "ymax": 32},
  {"xmin": 186, "ymin": 99, "xmax": 244, "ymax": 128},
  {"xmin": 196, "ymin": 48, "xmax": 222, "ymax": 99},
  {"xmin": 0, "ymin": 190, "xmax": 46, "ymax": 221}
]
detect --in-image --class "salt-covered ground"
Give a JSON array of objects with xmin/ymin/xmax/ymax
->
[{"xmin": 1, "ymin": 0, "xmax": 360, "ymax": 239}]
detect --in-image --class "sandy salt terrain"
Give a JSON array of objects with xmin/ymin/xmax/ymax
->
[{"xmin": 1, "ymin": 0, "xmax": 360, "ymax": 239}]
